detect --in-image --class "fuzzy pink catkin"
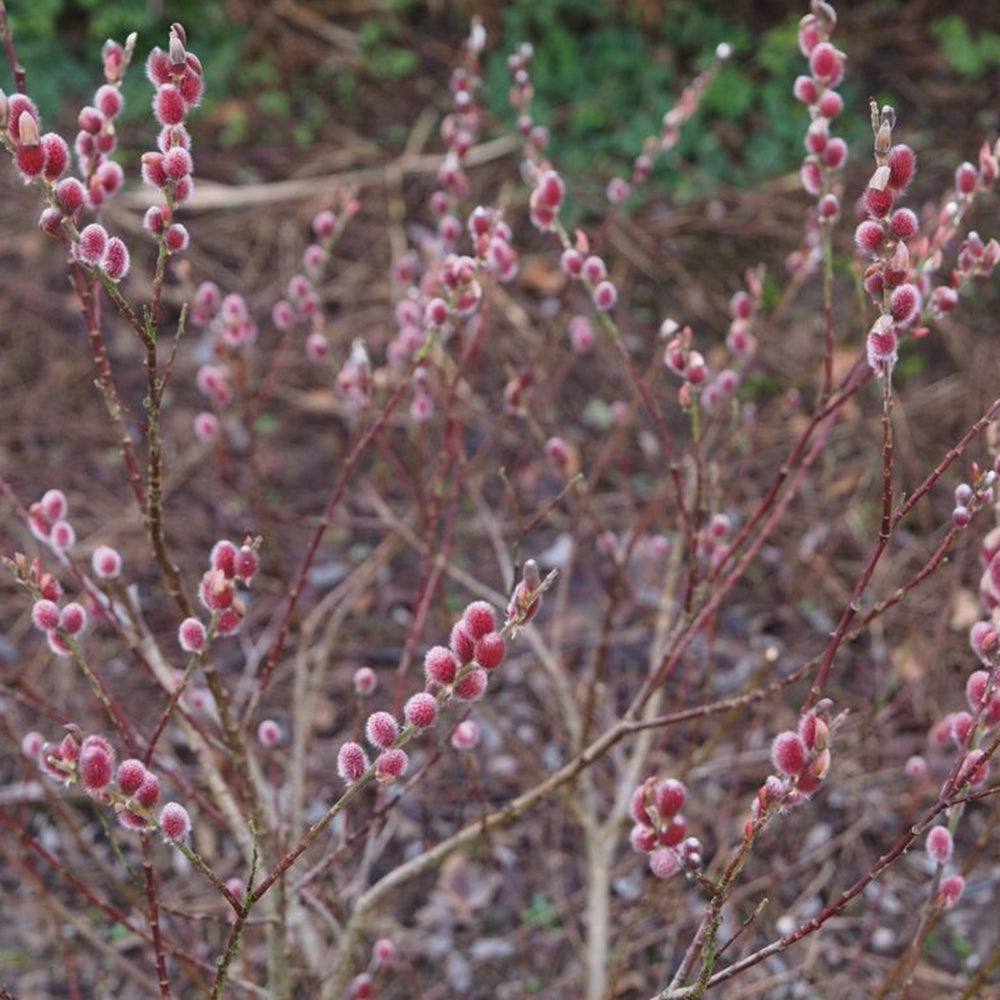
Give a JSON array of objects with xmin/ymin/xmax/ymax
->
[
  {"xmin": 461, "ymin": 601, "xmax": 496, "ymax": 639},
  {"xmin": 453, "ymin": 666, "xmax": 488, "ymax": 701},
  {"xmin": 257, "ymin": 719, "xmax": 282, "ymax": 748},
  {"xmin": 337, "ymin": 741, "xmax": 369, "ymax": 783},
  {"xmin": 450, "ymin": 719, "xmax": 479, "ymax": 750},
  {"xmin": 365, "ymin": 711, "xmax": 399, "ymax": 750},
  {"xmin": 178, "ymin": 616, "xmax": 207, "ymax": 653},
  {"xmin": 374, "ymin": 748, "xmax": 408, "ymax": 782},
  {"xmin": 424, "ymin": 645, "xmax": 459, "ymax": 686},
  {"xmin": 159, "ymin": 802, "xmax": 191, "ymax": 841},
  {"xmin": 926, "ymin": 825, "xmax": 953, "ymax": 865},
  {"xmin": 648, "ymin": 847, "xmax": 680, "ymax": 879},
  {"xmin": 771, "ymin": 731, "xmax": 807, "ymax": 777},
  {"xmin": 91, "ymin": 544, "xmax": 122, "ymax": 579},
  {"xmin": 404, "ymin": 692, "xmax": 438, "ymax": 728},
  {"xmin": 117, "ymin": 758, "xmax": 148, "ymax": 795}
]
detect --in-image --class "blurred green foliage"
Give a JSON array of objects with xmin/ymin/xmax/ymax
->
[
  {"xmin": 1, "ymin": 1, "xmax": 987, "ymax": 201},
  {"xmin": 930, "ymin": 15, "xmax": 1000, "ymax": 81},
  {"xmin": 480, "ymin": 0, "xmax": 870, "ymax": 202}
]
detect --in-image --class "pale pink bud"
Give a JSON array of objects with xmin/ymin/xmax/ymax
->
[
  {"xmin": 966, "ymin": 670, "xmax": 990, "ymax": 710},
  {"xmin": 793, "ymin": 75, "xmax": 819, "ymax": 105},
  {"xmin": 950, "ymin": 711, "xmax": 974, "ymax": 746},
  {"xmin": 134, "ymin": 771, "xmax": 161, "ymax": 809},
  {"xmin": 970, "ymin": 620, "xmax": 998, "ymax": 663},
  {"xmin": 449, "ymin": 622, "xmax": 475, "ymax": 665},
  {"xmin": 232, "ymin": 546, "xmax": 258, "ymax": 582},
  {"xmin": 117, "ymin": 758, "xmax": 148, "ymax": 795},
  {"xmin": 21, "ymin": 731, "xmax": 44, "ymax": 759},
  {"xmin": 55, "ymin": 177, "xmax": 86, "ymax": 214},
  {"xmin": 648, "ymin": 847, "xmax": 680, "ymax": 879},
  {"xmin": 40, "ymin": 132, "xmax": 69, "ymax": 181},
  {"xmin": 823, "ymin": 137, "xmax": 847, "ymax": 170},
  {"xmin": 32, "ymin": 599, "xmax": 61, "ymax": 631},
  {"xmin": 257, "ymin": 719, "xmax": 282, "ymax": 748},
  {"xmin": 164, "ymin": 223, "xmax": 190, "ymax": 253},
  {"xmin": 404, "ymin": 692, "xmax": 438, "ymax": 728},
  {"xmin": 886, "ymin": 144, "xmax": 916, "ymax": 192},
  {"xmin": 659, "ymin": 814, "xmax": 687, "ymax": 847},
  {"xmin": 534, "ymin": 169, "xmax": 565, "ymax": 209},
  {"xmin": 193, "ymin": 411, "xmax": 219, "ymax": 441},
  {"xmin": 365, "ymin": 710, "xmax": 399, "ymax": 749},
  {"xmin": 424, "ymin": 645, "xmax": 459, "ymax": 686},
  {"xmin": 374, "ymin": 748, "xmax": 408, "ymax": 782},
  {"xmin": 153, "ymin": 84, "xmax": 186, "ymax": 127},
  {"xmin": 560, "ymin": 247, "xmax": 583, "ymax": 276},
  {"xmin": 904, "ymin": 754, "xmax": 927, "ymax": 778},
  {"xmin": 337, "ymin": 741, "xmax": 369, "ymax": 782},
  {"xmin": 960, "ymin": 748, "xmax": 989, "ymax": 785},
  {"xmin": 346, "ymin": 974, "xmax": 373, "ymax": 1000},
  {"xmin": 159, "ymin": 801, "xmax": 191, "ymax": 841},
  {"xmin": 808, "ymin": 42, "xmax": 843, "ymax": 85},
  {"xmin": 654, "ymin": 778, "xmax": 686, "ymax": 818},
  {"xmin": 864, "ymin": 185, "xmax": 893, "ymax": 218},
  {"xmin": 49, "ymin": 519, "xmax": 76, "ymax": 553},
  {"xmin": 450, "ymin": 719, "xmax": 479, "ymax": 750},
  {"xmin": 630, "ymin": 824, "xmax": 657, "ymax": 852},
  {"xmin": 91, "ymin": 544, "xmax": 122, "ymax": 579},
  {"xmin": 178, "ymin": 617, "xmax": 207, "ymax": 653},
  {"xmin": 474, "ymin": 632, "xmax": 505, "ymax": 670},
  {"xmin": 59, "ymin": 602, "xmax": 86, "ymax": 635},
  {"xmin": 101, "ymin": 236, "xmax": 130, "ymax": 282},
  {"xmin": 854, "ymin": 220, "xmax": 884, "ymax": 255},
  {"xmin": 313, "ymin": 209, "xmax": 336, "ymax": 239},
  {"xmin": 955, "ymin": 161, "xmax": 978, "ymax": 196},
  {"xmin": 592, "ymin": 279, "xmax": 618, "ymax": 312},
  {"xmin": 818, "ymin": 91, "xmax": 843, "ymax": 119},
  {"xmin": 771, "ymin": 731, "xmax": 807, "ymax": 777},
  {"xmin": 76, "ymin": 223, "xmax": 109, "ymax": 265},
  {"xmin": 568, "ymin": 314, "xmax": 595, "ymax": 353},
  {"xmin": 890, "ymin": 284, "xmax": 920, "ymax": 326},
  {"xmin": 372, "ymin": 937, "xmax": 395, "ymax": 965},
  {"xmin": 95, "ymin": 84, "xmax": 123, "ymax": 118},
  {"xmin": 582, "ymin": 255, "xmax": 607, "ymax": 283},
  {"xmin": 211, "ymin": 540, "xmax": 238, "ymax": 577},
  {"xmin": 926, "ymin": 824, "xmax": 953, "ymax": 865},
  {"xmin": 462, "ymin": 600, "xmax": 496, "ymax": 639},
  {"xmin": 353, "ymin": 666, "xmax": 377, "ymax": 696},
  {"xmin": 937, "ymin": 873, "xmax": 965, "ymax": 908},
  {"xmin": 424, "ymin": 297, "xmax": 449, "ymax": 328},
  {"xmin": 453, "ymin": 666, "xmax": 488, "ymax": 701},
  {"xmin": 866, "ymin": 317, "xmax": 898, "ymax": 373},
  {"xmin": 47, "ymin": 630, "xmax": 72, "ymax": 656},
  {"xmin": 79, "ymin": 735, "xmax": 115, "ymax": 792},
  {"xmin": 887, "ymin": 210, "xmax": 917, "ymax": 243},
  {"xmin": 606, "ymin": 176, "xmax": 630, "ymax": 204}
]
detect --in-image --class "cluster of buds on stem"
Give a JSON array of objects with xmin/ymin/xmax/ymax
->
[
  {"xmin": 1, "ymin": 50, "xmax": 135, "ymax": 280},
  {"xmin": 923, "ymin": 140, "xmax": 1000, "ymax": 319},
  {"xmin": 605, "ymin": 41, "xmax": 731, "ymax": 206},
  {"xmin": 794, "ymin": 2, "xmax": 847, "ymax": 211},
  {"xmin": 336, "ymin": 561, "xmax": 554, "ymax": 787},
  {"xmin": 140, "ymin": 24, "xmax": 203, "ymax": 255},
  {"xmin": 628, "ymin": 776, "xmax": 703, "ymax": 880},
  {"xmin": 430, "ymin": 19, "xmax": 486, "ymax": 228},
  {"xmin": 271, "ymin": 196, "xmax": 360, "ymax": 365},
  {"xmin": 854, "ymin": 103, "xmax": 921, "ymax": 375},
  {"xmin": 747, "ymin": 701, "xmax": 836, "ymax": 837},
  {"xmin": 193, "ymin": 537, "xmax": 259, "ymax": 639},
  {"xmin": 24, "ymin": 727, "xmax": 191, "ymax": 841},
  {"xmin": 27, "ymin": 488, "xmax": 76, "ymax": 556}
]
